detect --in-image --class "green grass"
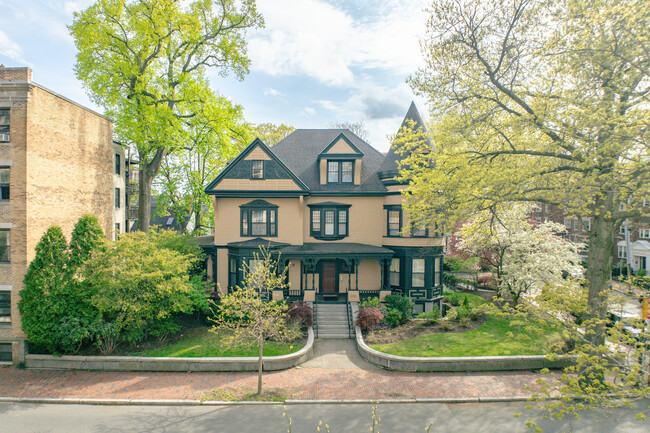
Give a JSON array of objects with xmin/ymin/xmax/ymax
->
[
  {"xmin": 131, "ymin": 327, "xmax": 304, "ymax": 358},
  {"xmin": 442, "ymin": 290, "xmax": 488, "ymax": 308},
  {"xmin": 370, "ymin": 315, "xmax": 563, "ymax": 357}
]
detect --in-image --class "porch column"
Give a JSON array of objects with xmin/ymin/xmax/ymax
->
[{"xmin": 355, "ymin": 259, "xmax": 359, "ymax": 291}]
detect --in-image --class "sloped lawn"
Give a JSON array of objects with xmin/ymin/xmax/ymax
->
[{"xmin": 130, "ymin": 327, "xmax": 305, "ymax": 358}]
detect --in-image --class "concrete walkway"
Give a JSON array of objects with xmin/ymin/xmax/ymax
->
[{"xmin": 298, "ymin": 338, "xmax": 380, "ymax": 370}]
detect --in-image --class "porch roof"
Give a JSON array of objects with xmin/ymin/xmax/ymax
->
[{"xmin": 279, "ymin": 242, "xmax": 394, "ymax": 260}]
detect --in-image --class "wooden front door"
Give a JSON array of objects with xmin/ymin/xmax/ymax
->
[{"xmin": 321, "ymin": 262, "xmax": 337, "ymax": 294}]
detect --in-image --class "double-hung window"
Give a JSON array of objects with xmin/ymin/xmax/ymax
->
[
  {"xmin": 0, "ymin": 109, "xmax": 9, "ymax": 142},
  {"xmin": 240, "ymin": 200, "xmax": 277, "ymax": 237},
  {"xmin": 115, "ymin": 154, "xmax": 121, "ymax": 175},
  {"xmin": 251, "ymin": 160, "xmax": 264, "ymax": 179},
  {"xmin": 390, "ymin": 258, "xmax": 400, "ymax": 287},
  {"xmin": 326, "ymin": 160, "xmax": 353, "ymax": 184},
  {"xmin": 115, "ymin": 188, "xmax": 121, "ymax": 208},
  {"xmin": 385, "ymin": 206, "xmax": 402, "ymax": 237},
  {"xmin": 309, "ymin": 203, "xmax": 350, "ymax": 240},
  {"xmin": 0, "ymin": 289, "xmax": 9, "ymax": 323},
  {"xmin": 412, "ymin": 258, "xmax": 425, "ymax": 287},
  {"xmin": 640, "ymin": 229, "xmax": 650, "ymax": 239},
  {"xmin": 0, "ymin": 168, "xmax": 9, "ymax": 200},
  {"xmin": 0, "ymin": 229, "xmax": 9, "ymax": 263}
]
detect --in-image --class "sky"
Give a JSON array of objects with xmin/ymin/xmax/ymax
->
[{"xmin": 0, "ymin": 0, "xmax": 431, "ymax": 152}]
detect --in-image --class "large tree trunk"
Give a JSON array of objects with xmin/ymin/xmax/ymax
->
[
  {"xmin": 585, "ymin": 213, "xmax": 615, "ymax": 346},
  {"xmin": 137, "ymin": 147, "xmax": 167, "ymax": 233}
]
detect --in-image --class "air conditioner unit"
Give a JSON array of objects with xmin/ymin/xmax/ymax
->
[{"xmin": 0, "ymin": 133, "xmax": 9, "ymax": 142}]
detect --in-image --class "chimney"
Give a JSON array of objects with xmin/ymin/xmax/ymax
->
[{"xmin": 0, "ymin": 65, "xmax": 33, "ymax": 82}]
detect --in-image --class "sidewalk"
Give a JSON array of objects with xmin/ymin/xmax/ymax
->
[{"xmin": 0, "ymin": 340, "xmax": 550, "ymax": 402}]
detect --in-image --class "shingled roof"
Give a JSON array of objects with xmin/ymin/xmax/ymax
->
[
  {"xmin": 272, "ymin": 129, "xmax": 387, "ymax": 194},
  {"xmin": 379, "ymin": 101, "xmax": 430, "ymax": 177}
]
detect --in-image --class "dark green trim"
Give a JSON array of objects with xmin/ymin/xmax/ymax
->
[
  {"xmin": 309, "ymin": 191, "xmax": 387, "ymax": 196},
  {"xmin": 307, "ymin": 201, "xmax": 351, "ymax": 208},
  {"xmin": 319, "ymin": 153, "xmax": 362, "ymax": 160},
  {"xmin": 209, "ymin": 191, "xmax": 308, "ymax": 198},
  {"xmin": 319, "ymin": 132, "xmax": 364, "ymax": 157},
  {"xmin": 250, "ymin": 160, "xmax": 265, "ymax": 180},
  {"xmin": 205, "ymin": 138, "xmax": 309, "ymax": 194},
  {"xmin": 240, "ymin": 207, "xmax": 277, "ymax": 237},
  {"xmin": 385, "ymin": 206, "xmax": 402, "ymax": 237},
  {"xmin": 310, "ymin": 207, "xmax": 349, "ymax": 240},
  {"xmin": 240, "ymin": 199, "xmax": 279, "ymax": 209},
  {"xmin": 325, "ymin": 160, "xmax": 355, "ymax": 184}
]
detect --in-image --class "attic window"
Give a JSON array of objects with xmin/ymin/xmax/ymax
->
[
  {"xmin": 327, "ymin": 160, "xmax": 353, "ymax": 184},
  {"xmin": 166, "ymin": 217, "xmax": 174, "ymax": 226},
  {"xmin": 251, "ymin": 160, "xmax": 264, "ymax": 179}
]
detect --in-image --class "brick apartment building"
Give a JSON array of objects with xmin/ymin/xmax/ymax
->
[{"xmin": 0, "ymin": 66, "xmax": 118, "ymax": 363}]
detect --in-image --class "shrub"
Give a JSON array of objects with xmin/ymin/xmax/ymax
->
[
  {"xmin": 477, "ymin": 274, "xmax": 495, "ymax": 288},
  {"xmin": 469, "ymin": 307, "xmax": 484, "ymax": 321},
  {"xmin": 444, "ymin": 292, "xmax": 462, "ymax": 306},
  {"xmin": 360, "ymin": 297, "xmax": 381, "ymax": 309},
  {"xmin": 459, "ymin": 316, "xmax": 472, "ymax": 328},
  {"xmin": 416, "ymin": 308, "xmax": 440, "ymax": 323},
  {"xmin": 442, "ymin": 272, "xmax": 457, "ymax": 288},
  {"xmin": 287, "ymin": 301, "xmax": 313, "ymax": 328},
  {"xmin": 383, "ymin": 294, "xmax": 414, "ymax": 325},
  {"xmin": 356, "ymin": 307, "xmax": 384, "ymax": 331},
  {"xmin": 382, "ymin": 308, "xmax": 403, "ymax": 327},
  {"xmin": 439, "ymin": 318, "xmax": 454, "ymax": 331},
  {"xmin": 445, "ymin": 308, "xmax": 458, "ymax": 321},
  {"xmin": 456, "ymin": 305, "xmax": 470, "ymax": 320}
]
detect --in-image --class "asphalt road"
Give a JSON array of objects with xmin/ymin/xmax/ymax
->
[{"xmin": 1, "ymin": 401, "xmax": 648, "ymax": 433}]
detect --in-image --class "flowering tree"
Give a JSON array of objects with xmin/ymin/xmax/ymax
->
[{"xmin": 457, "ymin": 204, "xmax": 583, "ymax": 306}]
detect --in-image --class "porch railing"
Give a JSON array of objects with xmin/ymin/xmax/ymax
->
[
  {"xmin": 346, "ymin": 301, "xmax": 354, "ymax": 339},
  {"xmin": 284, "ymin": 289, "xmax": 304, "ymax": 302},
  {"xmin": 359, "ymin": 290, "xmax": 381, "ymax": 303}
]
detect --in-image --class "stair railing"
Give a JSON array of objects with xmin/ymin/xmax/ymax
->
[
  {"xmin": 346, "ymin": 301, "xmax": 354, "ymax": 339},
  {"xmin": 313, "ymin": 295, "xmax": 319, "ymax": 339}
]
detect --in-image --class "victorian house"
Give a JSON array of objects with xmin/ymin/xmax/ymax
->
[{"xmin": 201, "ymin": 103, "xmax": 444, "ymax": 315}]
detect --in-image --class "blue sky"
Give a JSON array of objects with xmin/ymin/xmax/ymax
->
[{"xmin": 0, "ymin": 0, "xmax": 430, "ymax": 152}]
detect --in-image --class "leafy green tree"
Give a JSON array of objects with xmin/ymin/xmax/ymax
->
[
  {"xmin": 84, "ymin": 231, "xmax": 209, "ymax": 345},
  {"xmin": 70, "ymin": 0, "xmax": 263, "ymax": 232},
  {"xmin": 156, "ymin": 97, "xmax": 251, "ymax": 235},
  {"xmin": 253, "ymin": 123, "xmax": 295, "ymax": 146},
  {"xmin": 18, "ymin": 226, "xmax": 71, "ymax": 353},
  {"xmin": 212, "ymin": 249, "xmax": 298, "ymax": 395},
  {"xmin": 402, "ymin": 0, "xmax": 649, "ymax": 346},
  {"xmin": 69, "ymin": 213, "xmax": 105, "ymax": 269}
]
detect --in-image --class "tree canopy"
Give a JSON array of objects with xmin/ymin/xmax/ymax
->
[
  {"xmin": 70, "ymin": 0, "xmax": 263, "ymax": 232},
  {"xmin": 253, "ymin": 123, "xmax": 295, "ymax": 146},
  {"xmin": 400, "ymin": 0, "xmax": 650, "ymax": 344}
]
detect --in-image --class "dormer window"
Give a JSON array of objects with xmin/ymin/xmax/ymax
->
[
  {"xmin": 251, "ymin": 160, "xmax": 264, "ymax": 179},
  {"xmin": 327, "ymin": 160, "xmax": 353, "ymax": 184}
]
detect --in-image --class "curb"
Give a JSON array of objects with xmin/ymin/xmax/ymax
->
[{"xmin": 0, "ymin": 396, "xmax": 536, "ymax": 406}]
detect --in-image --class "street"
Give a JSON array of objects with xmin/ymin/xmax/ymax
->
[{"xmin": 1, "ymin": 401, "xmax": 648, "ymax": 433}]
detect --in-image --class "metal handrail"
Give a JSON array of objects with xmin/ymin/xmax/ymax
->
[
  {"xmin": 313, "ymin": 295, "xmax": 319, "ymax": 339},
  {"xmin": 346, "ymin": 301, "xmax": 354, "ymax": 339}
]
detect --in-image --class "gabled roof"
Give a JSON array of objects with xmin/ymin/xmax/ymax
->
[
  {"xmin": 273, "ymin": 129, "xmax": 387, "ymax": 194},
  {"xmin": 318, "ymin": 132, "xmax": 364, "ymax": 158},
  {"xmin": 379, "ymin": 101, "xmax": 430, "ymax": 178},
  {"xmin": 204, "ymin": 138, "xmax": 309, "ymax": 194}
]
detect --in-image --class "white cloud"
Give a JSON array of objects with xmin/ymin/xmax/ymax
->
[
  {"xmin": 263, "ymin": 87, "xmax": 283, "ymax": 96},
  {"xmin": 303, "ymin": 107, "xmax": 317, "ymax": 116},
  {"xmin": 249, "ymin": 0, "xmax": 428, "ymax": 86},
  {"xmin": 0, "ymin": 30, "xmax": 28, "ymax": 65}
]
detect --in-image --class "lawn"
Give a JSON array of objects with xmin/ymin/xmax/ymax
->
[
  {"xmin": 371, "ymin": 294, "xmax": 564, "ymax": 357},
  {"xmin": 130, "ymin": 327, "xmax": 305, "ymax": 358}
]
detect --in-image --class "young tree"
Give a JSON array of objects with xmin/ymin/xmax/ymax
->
[
  {"xmin": 253, "ymin": 123, "xmax": 295, "ymax": 146},
  {"xmin": 456, "ymin": 204, "xmax": 583, "ymax": 306},
  {"xmin": 401, "ymin": 0, "xmax": 650, "ymax": 347},
  {"xmin": 211, "ymin": 249, "xmax": 298, "ymax": 395},
  {"xmin": 70, "ymin": 0, "xmax": 263, "ymax": 232}
]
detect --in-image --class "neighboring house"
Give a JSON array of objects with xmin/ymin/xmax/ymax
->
[
  {"xmin": 616, "ymin": 216, "xmax": 650, "ymax": 273},
  {"xmin": 0, "ymin": 66, "xmax": 115, "ymax": 363},
  {"xmin": 201, "ymin": 103, "xmax": 444, "ymax": 314}
]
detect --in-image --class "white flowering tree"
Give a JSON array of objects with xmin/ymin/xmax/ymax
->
[{"xmin": 457, "ymin": 203, "xmax": 583, "ymax": 306}]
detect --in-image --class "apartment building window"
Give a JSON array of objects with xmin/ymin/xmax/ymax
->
[
  {"xmin": 115, "ymin": 188, "xmax": 120, "ymax": 208},
  {"xmin": 326, "ymin": 160, "xmax": 353, "ymax": 183},
  {"xmin": 640, "ymin": 229, "xmax": 650, "ymax": 239},
  {"xmin": 0, "ymin": 230, "xmax": 9, "ymax": 263},
  {"xmin": 390, "ymin": 258, "xmax": 400, "ymax": 287},
  {"xmin": 115, "ymin": 223, "xmax": 120, "ymax": 234},
  {"xmin": 251, "ymin": 160, "xmax": 264, "ymax": 179},
  {"xmin": 386, "ymin": 206, "xmax": 402, "ymax": 237},
  {"xmin": 618, "ymin": 245, "xmax": 627, "ymax": 259},
  {"xmin": 0, "ymin": 289, "xmax": 10, "ymax": 323},
  {"xmin": 115, "ymin": 154, "xmax": 121, "ymax": 175},
  {"xmin": 0, "ymin": 109, "xmax": 9, "ymax": 142},
  {"xmin": 0, "ymin": 168, "xmax": 8, "ymax": 200},
  {"xmin": 412, "ymin": 258, "xmax": 425, "ymax": 287},
  {"xmin": 240, "ymin": 201, "xmax": 277, "ymax": 237},
  {"xmin": 309, "ymin": 204, "xmax": 350, "ymax": 240}
]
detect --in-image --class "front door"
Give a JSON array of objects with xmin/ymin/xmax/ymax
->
[{"xmin": 321, "ymin": 262, "xmax": 337, "ymax": 294}]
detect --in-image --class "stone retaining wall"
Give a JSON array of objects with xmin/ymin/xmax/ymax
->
[
  {"xmin": 24, "ymin": 328, "xmax": 314, "ymax": 372},
  {"xmin": 355, "ymin": 326, "xmax": 574, "ymax": 372}
]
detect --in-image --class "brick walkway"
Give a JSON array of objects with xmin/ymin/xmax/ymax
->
[{"xmin": 0, "ymin": 365, "xmax": 547, "ymax": 401}]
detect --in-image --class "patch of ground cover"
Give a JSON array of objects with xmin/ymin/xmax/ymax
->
[
  {"xmin": 200, "ymin": 387, "xmax": 290, "ymax": 402},
  {"xmin": 369, "ymin": 290, "xmax": 563, "ymax": 357},
  {"xmin": 129, "ymin": 327, "xmax": 306, "ymax": 357}
]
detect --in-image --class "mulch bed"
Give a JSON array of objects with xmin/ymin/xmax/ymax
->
[{"xmin": 364, "ymin": 315, "xmax": 488, "ymax": 345}]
